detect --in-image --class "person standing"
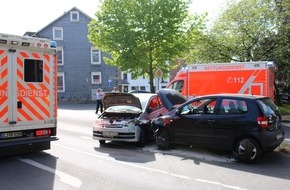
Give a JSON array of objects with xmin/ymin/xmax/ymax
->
[
  {"xmin": 111, "ymin": 87, "xmax": 119, "ymax": 92},
  {"xmin": 95, "ymin": 89, "xmax": 104, "ymax": 114}
]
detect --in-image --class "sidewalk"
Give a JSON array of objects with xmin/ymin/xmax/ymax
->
[{"xmin": 282, "ymin": 115, "xmax": 290, "ymax": 123}]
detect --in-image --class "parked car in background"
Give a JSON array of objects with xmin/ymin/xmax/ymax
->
[
  {"xmin": 93, "ymin": 89, "xmax": 186, "ymax": 147},
  {"xmin": 152, "ymin": 94, "xmax": 285, "ymax": 162},
  {"xmin": 280, "ymin": 93, "xmax": 290, "ymax": 104},
  {"xmin": 129, "ymin": 90, "xmax": 150, "ymax": 93}
]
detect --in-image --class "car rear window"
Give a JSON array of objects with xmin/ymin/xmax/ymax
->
[{"xmin": 257, "ymin": 98, "xmax": 278, "ymax": 115}]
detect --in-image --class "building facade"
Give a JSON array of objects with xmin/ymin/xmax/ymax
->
[
  {"xmin": 28, "ymin": 7, "xmax": 118, "ymax": 101},
  {"xmin": 26, "ymin": 7, "xmax": 169, "ymax": 100}
]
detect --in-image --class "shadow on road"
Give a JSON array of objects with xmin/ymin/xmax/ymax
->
[
  {"xmin": 95, "ymin": 139, "xmax": 290, "ymax": 181},
  {"xmin": 94, "ymin": 141, "xmax": 156, "ymax": 163},
  {"xmin": 0, "ymin": 151, "xmax": 58, "ymax": 190}
]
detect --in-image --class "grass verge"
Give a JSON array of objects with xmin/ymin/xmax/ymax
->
[{"xmin": 278, "ymin": 105, "xmax": 290, "ymax": 115}]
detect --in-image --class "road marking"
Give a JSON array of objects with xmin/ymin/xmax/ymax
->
[
  {"xmin": 16, "ymin": 157, "xmax": 82, "ymax": 188},
  {"xmin": 54, "ymin": 144, "xmax": 247, "ymax": 190},
  {"xmin": 55, "ymin": 144, "xmax": 189, "ymax": 180},
  {"xmin": 80, "ymin": 136, "xmax": 93, "ymax": 140},
  {"xmin": 195, "ymin": 179, "xmax": 248, "ymax": 190}
]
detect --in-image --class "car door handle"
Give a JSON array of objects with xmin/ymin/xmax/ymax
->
[{"xmin": 207, "ymin": 119, "xmax": 215, "ymax": 123}]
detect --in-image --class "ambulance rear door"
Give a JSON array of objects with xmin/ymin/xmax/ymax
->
[{"xmin": 1, "ymin": 46, "xmax": 56, "ymax": 130}]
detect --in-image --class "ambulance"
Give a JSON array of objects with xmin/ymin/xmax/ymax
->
[
  {"xmin": 167, "ymin": 61, "xmax": 275, "ymax": 100},
  {"xmin": 0, "ymin": 33, "xmax": 58, "ymax": 156}
]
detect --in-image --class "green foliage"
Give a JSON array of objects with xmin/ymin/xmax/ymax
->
[
  {"xmin": 88, "ymin": 0, "xmax": 204, "ymax": 92},
  {"xmin": 206, "ymin": 0, "xmax": 278, "ymax": 62},
  {"xmin": 279, "ymin": 105, "xmax": 290, "ymax": 115},
  {"xmin": 185, "ymin": 0, "xmax": 290, "ymax": 99}
]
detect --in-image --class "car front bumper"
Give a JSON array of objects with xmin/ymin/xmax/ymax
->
[{"xmin": 93, "ymin": 125, "xmax": 141, "ymax": 142}]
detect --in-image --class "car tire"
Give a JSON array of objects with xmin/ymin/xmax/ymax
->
[
  {"xmin": 233, "ymin": 138, "xmax": 262, "ymax": 163},
  {"xmin": 138, "ymin": 129, "xmax": 146, "ymax": 147},
  {"xmin": 156, "ymin": 129, "xmax": 170, "ymax": 150},
  {"xmin": 99, "ymin": 140, "xmax": 106, "ymax": 145}
]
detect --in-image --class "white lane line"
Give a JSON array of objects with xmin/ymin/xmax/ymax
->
[
  {"xmin": 55, "ymin": 143, "xmax": 190, "ymax": 180},
  {"xmin": 16, "ymin": 157, "xmax": 82, "ymax": 188},
  {"xmin": 54, "ymin": 144, "xmax": 248, "ymax": 190},
  {"xmin": 195, "ymin": 179, "xmax": 248, "ymax": 190},
  {"xmin": 80, "ymin": 136, "xmax": 93, "ymax": 140}
]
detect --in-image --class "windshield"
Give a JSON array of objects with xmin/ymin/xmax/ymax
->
[{"xmin": 167, "ymin": 80, "xmax": 184, "ymax": 92}]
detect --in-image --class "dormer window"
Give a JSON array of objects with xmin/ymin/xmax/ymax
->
[{"xmin": 70, "ymin": 11, "xmax": 79, "ymax": 22}]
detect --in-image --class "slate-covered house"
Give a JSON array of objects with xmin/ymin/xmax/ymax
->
[{"xmin": 25, "ymin": 7, "xmax": 118, "ymax": 101}]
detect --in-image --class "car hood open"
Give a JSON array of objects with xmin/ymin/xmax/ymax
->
[
  {"xmin": 157, "ymin": 89, "xmax": 187, "ymax": 110},
  {"xmin": 103, "ymin": 92, "xmax": 142, "ymax": 110}
]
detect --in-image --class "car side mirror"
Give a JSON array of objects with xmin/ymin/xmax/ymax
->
[{"xmin": 175, "ymin": 109, "xmax": 181, "ymax": 116}]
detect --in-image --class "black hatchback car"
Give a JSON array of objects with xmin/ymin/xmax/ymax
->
[{"xmin": 152, "ymin": 94, "xmax": 285, "ymax": 162}]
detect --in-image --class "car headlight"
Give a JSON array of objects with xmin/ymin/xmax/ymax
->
[{"xmin": 125, "ymin": 119, "xmax": 138, "ymax": 127}]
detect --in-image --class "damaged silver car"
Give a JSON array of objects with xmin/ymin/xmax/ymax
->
[{"xmin": 93, "ymin": 89, "xmax": 186, "ymax": 147}]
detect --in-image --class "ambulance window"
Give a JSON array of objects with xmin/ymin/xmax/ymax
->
[
  {"xmin": 24, "ymin": 59, "xmax": 43, "ymax": 82},
  {"xmin": 168, "ymin": 80, "xmax": 184, "ymax": 92}
]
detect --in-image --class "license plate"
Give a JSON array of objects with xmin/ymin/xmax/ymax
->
[
  {"xmin": 276, "ymin": 133, "xmax": 284, "ymax": 140},
  {"xmin": 1, "ymin": 131, "xmax": 23, "ymax": 139},
  {"xmin": 103, "ymin": 131, "xmax": 118, "ymax": 137}
]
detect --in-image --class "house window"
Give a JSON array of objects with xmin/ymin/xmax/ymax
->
[
  {"xmin": 57, "ymin": 47, "xmax": 63, "ymax": 65},
  {"xmin": 57, "ymin": 72, "xmax": 65, "ymax": 92},
  {"xmin": 91, "ymin": 48, "xmax": 101, "ymax": 64},
  {"xmin": 53, "ymin": 27, "xmax": 63, "ymax": 40},
  {"xmin": 70, "ymin": 11, "xmax": 79, "ymax": 22},
  {"xmin": 131, "ymin": 73, "xmax": 136, "ymax": 79},
  {"xmin": 123, "ymin": 73, "xmax": 127, "ymax": 80},
  {"xmin": 91, "ymin": 72, "xmax": 102, "ymax": 84}
]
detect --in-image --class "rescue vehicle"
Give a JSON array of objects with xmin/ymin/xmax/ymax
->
[
  {"xmin": 0, "ymin": 33, "xmax": 58, "ymax": 156},
  {"xmin": 167, "ymin": 61, "xmax": 275, "ymax": 100}
]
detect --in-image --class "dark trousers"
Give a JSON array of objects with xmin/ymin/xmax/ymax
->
[{"xmin": 96, "ymin": 99, "xmax": 103, "ymax": 114}]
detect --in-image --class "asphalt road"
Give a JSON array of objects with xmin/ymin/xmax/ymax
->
[{"xmin": 0, "ymin": 102, "xmax": 289, "ymax": 190}]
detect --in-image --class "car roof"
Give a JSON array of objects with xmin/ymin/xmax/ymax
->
[
  {"xmin": 128, "ymin": 90, "xmax": 150, "ymax": 93},
  {"xmin": 134, "ymin": 89, "xmax": 187, "ymax": 111},
  {"xmin": 132, "ymin": 93, "xmax": 156, "ymax": 99},
  {"xmin": 132, "ymin": 93, "xmax": 156, "ymax": 110},
  {"xmin": 194, "ymin": 93, "xmax": 267, "ymax": 100}
]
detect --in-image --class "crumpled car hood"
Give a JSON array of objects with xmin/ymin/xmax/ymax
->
[
  {"xmin": 157, "ymin": 89, "xmax": 187, "ymax": 111},
  {"xmin": 103, "ymin": 92, "xmax": 142, "ymax": 110}
]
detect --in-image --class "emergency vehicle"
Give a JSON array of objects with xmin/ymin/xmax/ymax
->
[
  {"xmin": 0, "ymin": 33, "xmax": 58, "ymax": 156},
  {"xmin": 167, "ymin": 61, "xmax": 275, "ymax": 100}
]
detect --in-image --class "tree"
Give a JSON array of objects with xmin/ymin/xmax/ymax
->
[
  {"xmin": 202, "ymin": 0, "xmax": 281, "ymax": 62},
  {"xmin": 184, "ymin": 0, "xmax": 290, "ymax": 104},
  {"xmin": 88, "ymin": 0, "xmax": 203, "ymax": 92}
]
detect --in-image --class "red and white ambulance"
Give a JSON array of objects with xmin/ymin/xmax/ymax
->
[
  {"xmin": 167, "ymin": 61, "xmax": 275, "ymax": 101},
  {"xmin": 0, "ymin": 33, "xmax": 58, "ymax": 156}
]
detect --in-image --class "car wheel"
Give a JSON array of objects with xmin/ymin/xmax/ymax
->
[
  {"xmin": 138, "ymin": 129, "xmax": 146, "ymax": 147},
  {"xmin": 99, "ymin": 140, "xmax": 106, "ymax": 145},
  {"xmin": 233, "ymin": 138, "xmax": 262, "ymax": 163},
  {"xmin": 156, "ymin": 129, "xmax": 170, "ymax": 150}
]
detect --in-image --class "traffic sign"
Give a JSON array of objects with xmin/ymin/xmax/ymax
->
[{"xmin": 155, "ymin": 68, "xmax": 163, "ymax": 79}]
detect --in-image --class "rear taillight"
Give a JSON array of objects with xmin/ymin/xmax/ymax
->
[
  {"xmin": 36, "ymin": 129, "xmax": 52, "ymax": 137},
  {"xmin": 257, "ymin": 116, "xmax": 268, "ymax": 129}
]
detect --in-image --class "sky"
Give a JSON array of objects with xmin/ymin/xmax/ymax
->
[{"xmin": 0, "ymin": 0, "xmax": 227, "ymax": 36}]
